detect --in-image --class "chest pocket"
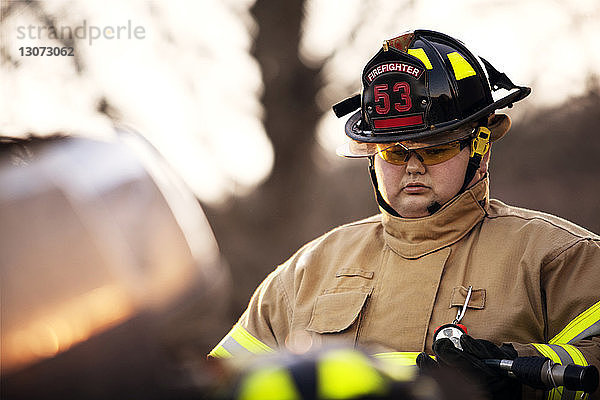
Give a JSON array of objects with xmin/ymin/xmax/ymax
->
[{"xmin": 306, "ymin": 287, "xmax": 372, "ymax": 333}]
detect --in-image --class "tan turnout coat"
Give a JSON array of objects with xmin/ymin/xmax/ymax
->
[{"xmin": 212, "ymin": 178, "xmax": 600, "ymax": 399}]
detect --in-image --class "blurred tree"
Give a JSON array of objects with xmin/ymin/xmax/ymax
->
[
  {"xmin": 204, "ymin": 0, "xmax": 377, "ymax": 318},
  {"xmin": 0, "ymin": 0, "xmax": 269, "ymax": 203},
  {"xmin": 491, "ymin": 84, "xmax": 600, "ymax": 235}
]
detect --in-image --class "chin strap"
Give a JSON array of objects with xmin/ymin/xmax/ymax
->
[{"xmin": 368, "ymin": 156, "xmax": 401, "ymax": 217}]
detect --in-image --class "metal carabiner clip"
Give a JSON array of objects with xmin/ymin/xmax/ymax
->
[
  {"xmin": 433, "ymin": 285, "xmax": 473, "ymax": 350},
  {"xmin": 453, "ymin": 285, "xmax": 473, "ymax": 325}
]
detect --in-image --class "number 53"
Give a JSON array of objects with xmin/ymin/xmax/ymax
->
[{"xmin": 373, "ymin": 82, "xmax": 412, "ymax": 115}]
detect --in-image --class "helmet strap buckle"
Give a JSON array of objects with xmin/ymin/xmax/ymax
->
[
  {"xmin": 470, "ymin": 127, "xmax": 491, "ymax": 158},
  {"xmin": 458, "ymin": 126, "xmax": 491, "ymax": 194}
]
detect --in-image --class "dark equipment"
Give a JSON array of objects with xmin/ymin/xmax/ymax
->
[{"xmin": 485, "ymin": 357, "xmax": 599, "ymax": 394}]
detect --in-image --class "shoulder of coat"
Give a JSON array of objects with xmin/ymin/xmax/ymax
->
[
  {"xmin": 335, "ymin": 213, "xmax": 382, "ymax": 229},
  {"xmin": 279, "ymin": 214, "xmax": 383, "ymax": 273},
  {"xmin": 303, "ymin": 213, "xmax": 383, "ymax": 249},
  {"xmin": 486, "ymin": 199, "xmax": 599, "ymax": 240}
]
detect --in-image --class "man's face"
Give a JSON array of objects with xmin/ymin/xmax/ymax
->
[{"xmin": 374, "ymin": 147, "xmax": 473, "ymax": 218}]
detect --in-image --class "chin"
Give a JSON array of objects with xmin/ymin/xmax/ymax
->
[
  {"xmin": 395, "ymin": 206, "xmax": 430, "ymax": 218},
  {"xmin": 394, "ymin": 200, "xmax": 431, "ymax": 218}
]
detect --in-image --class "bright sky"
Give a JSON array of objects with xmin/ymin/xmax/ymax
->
[
  {"xmin": 1, "ymin": 0, "xmax": 598, "ymax": 202},
  {"xmin": 1, "ymin": 0, "xmax": 270, "ymax": 203}
]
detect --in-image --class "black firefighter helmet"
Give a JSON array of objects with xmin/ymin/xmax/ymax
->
[{"xmin": 333, "ymin": 30, "xmax": 531, "ymax": 215}]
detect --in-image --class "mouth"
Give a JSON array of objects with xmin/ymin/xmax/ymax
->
[{"xmin": 402, "ymin": 182, "xmax": 430, "ymax": 193}]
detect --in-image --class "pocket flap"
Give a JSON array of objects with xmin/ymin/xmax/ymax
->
[
  {"xmin": 450, "ymin": 286, "xmax": 486, "ymax": 309},
  {"xmin": 335, "ymin": 268, "xmax": 374, "ymax": 279},
  {"xmin": 306, "ymin": 289, "xmax": 371, "ymax": 333}
]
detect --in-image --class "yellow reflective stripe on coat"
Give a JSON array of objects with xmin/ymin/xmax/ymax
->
[
  {"xmin": 209, "ymin": 345, "xmax": 232, "ymax": 359},
  {"xmin": 372, "ymin": 352, "xmax": 421, "ymax": 382},
  {"xmin": 531, "ymin": 344, "xmax": 564, "ymax": 400},
  {"xmin": 317, "ymin": 348, "xmax": 388, "ymax": 399},
  {"xmin": 558, "ymin": 344, "xmax": 588, "ymax": 366},
  {"xmin": 550, "ymin": 300, "xmax": 600, "ymax": 344},
  {"xmin": 208, "ymin": 323, "xmax": 274, "ymax": 358},
  {"xmin": 237, "ymin": 366, "xmax": 301, "ymax": 400},
  {"xmin": 531, "ymin": 343, "xmax": 589, "ymax": 400},
  {"xmin": 372, "ymin": 351, "xmax": 421, "ymax": 366}
]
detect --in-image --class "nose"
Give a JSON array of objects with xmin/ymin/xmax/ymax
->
[{"xmin": 405, "ymin": 151, "xmax": 426, "ymax": 174}]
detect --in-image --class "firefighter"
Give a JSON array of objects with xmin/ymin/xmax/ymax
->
[{"xmin": 210, "ymin": 30, "xmax": 600, "ymax": 400}]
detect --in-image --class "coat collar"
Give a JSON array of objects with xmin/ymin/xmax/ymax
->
[{"xmin": 381, "ymin": 178, "xmax": 489, "ymax": 259}]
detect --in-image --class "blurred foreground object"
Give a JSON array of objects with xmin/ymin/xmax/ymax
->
[
  {"xmin": 0, "ymin": 130, "xmax": 231, "ymax": 399},
  {"xmin": 220, "ymin": 346, "xmax": 486, "ymax": 400}
]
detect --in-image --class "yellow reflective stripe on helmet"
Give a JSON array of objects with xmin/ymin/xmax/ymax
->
[
  {"xmin": 317, "ymin": 349, "xmax": 387, "ymax": 399},
  {"xmin": 208, "ymin": 324, "xmax": 273, "ymax": 359},
  {"xmin": 407, "ymin": 48, "xmax": 433, "ymax": 69},
  {"xmin": 447, "ymin": 52, "xmax": 476, "ymax": 80},
  {"xmin": 372, "ymin": 352, "xmax": 420, "ymax": 382},
  {"xmin": 550, "ymin": 300, "xmax": 600, "ymax": 344},
  {"xmin": 237, "ymin": 366, "xmax": 301, "ymax": 400}
]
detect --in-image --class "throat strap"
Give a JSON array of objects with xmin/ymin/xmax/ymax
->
[
  {"xmin": 460, "ymin": 154, "xmax": 482, "ymax": 193},
  {"xmin": 368, "ymin": 157, "xmax": 401, "ymax": 217}
]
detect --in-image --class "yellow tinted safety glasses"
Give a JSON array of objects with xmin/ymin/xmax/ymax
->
[{"xmin": 377, "ymin": 140, "xmax": 470, "ymax": 166}]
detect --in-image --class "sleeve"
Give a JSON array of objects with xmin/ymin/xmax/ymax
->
[
  {"xmin": 511, "ymin": 238, "xmax": 600, "ymax": 400},
  {"xmin": 208, "ymin": 265, "xmax": 293, "ymax": 359}
]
